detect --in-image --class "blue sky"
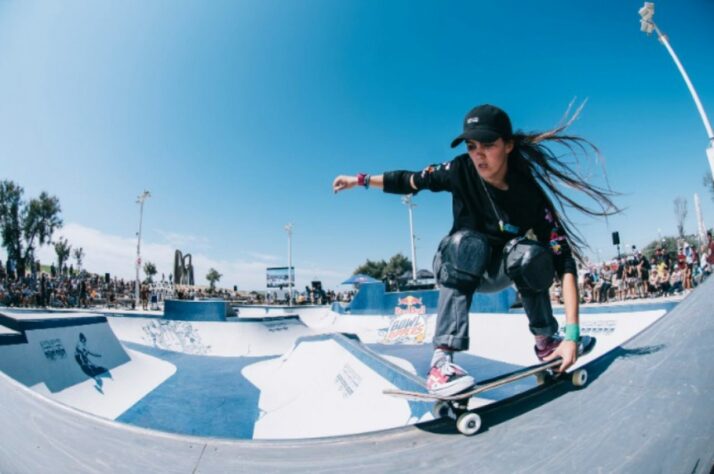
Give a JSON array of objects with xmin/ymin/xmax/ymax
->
[{"xmin": 1, "ymin": 0, "xmax": 713, "ymax": 290}]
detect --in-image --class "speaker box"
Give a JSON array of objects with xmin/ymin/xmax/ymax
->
[
  {"xmin": 612, "ymin": 231, "xmax": 620, "ymax": 246},
  {"xmin": 105, "ymin": 273, "xmax": 110, "ymax": 283}
]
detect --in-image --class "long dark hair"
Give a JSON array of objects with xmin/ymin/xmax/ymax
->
[{"xmin": 508, "ymin": 101, "xmax": 621, "ymax": 261}]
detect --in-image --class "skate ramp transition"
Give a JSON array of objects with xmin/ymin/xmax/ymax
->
[
  {"xmin": 242, "ymin": 334, "xmax": 433, "ymax": 439},
  {"xmin": 107, "ymin": 314, "xmax": 314, "ymax": 357},
  {"xmin": 0, "ymin": 311, "xmax": 436, "ymax": 440},
  {"xmin": 0, "ymin": 311, "xmax": 176, "ymax": 420},
  {"xmin": 0, "ymin": 277, "xmax": 712, "ymax": 472}
]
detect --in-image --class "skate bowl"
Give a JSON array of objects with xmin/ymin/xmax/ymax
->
[{"xmin": 0, "ymin": 278, "xmax": 711, "ymax": 472}]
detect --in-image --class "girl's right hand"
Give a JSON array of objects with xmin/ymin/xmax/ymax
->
[{"xmin": 332, "ymin": 175, "xmax": 358, "ymax": 193}]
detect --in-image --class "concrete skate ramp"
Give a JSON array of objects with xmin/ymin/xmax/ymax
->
[
  {"xmin": 0, "ymin": 277, "xmax": 712, "ymax": 473},
  {"xmin": 0, "ymin": 310, "xmax": 176, "ymax": 419},
  {"xmin": 108, "ymin": 315, "xmax": 313, "ymax": 357},
  {"xmin": 242, "ymin": 333, "xmax": 433, "ymax": 439}
]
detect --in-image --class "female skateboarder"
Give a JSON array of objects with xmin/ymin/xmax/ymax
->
[{"xmin": 333, "ymin": 103, "xmax": 618, "ymax": 395}]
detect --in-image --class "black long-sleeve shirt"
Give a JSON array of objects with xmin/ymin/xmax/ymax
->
[{"xmin": 383, "ymin": 154, "xmax": 577, "ymax": 277}]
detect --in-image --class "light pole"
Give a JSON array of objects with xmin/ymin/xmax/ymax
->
[
  {"xmin": 401, "ymin": 194, "xmax": 418, "ymax": 280},
  {"xmin": 639, "ymin": 2, "xmax": 714, "ymax": 177},
  {"xmin": 694, "ymin": 192, "xmax": 706, "ymax": 246},
  {"xmin": 135, "ymin": 190, "xmax": 151, "ymax": 309},
  {"xmin": 284, "ymin": 223, "xmax": 293, "ymax": 306}
]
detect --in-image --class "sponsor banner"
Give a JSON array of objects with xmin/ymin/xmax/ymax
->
[
  {"xmin": 266, "ymin": 266, "xmax": 295, "ymax": 288},
  {"xmin": 581, "ymin": 320, "xmax": 617, "ymax": 336},
  {"xmin": 556, "ymin": 318, "xmax": 617, "ymax": 336}
]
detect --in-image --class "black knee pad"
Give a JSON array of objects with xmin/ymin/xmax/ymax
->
[
  {"xmin": 504, "ymin": 238, "xmax": 555, "ymax": 292},
  {"xmin": 433, "ymin": 230, "xmax": 490, "ymax": 292}
]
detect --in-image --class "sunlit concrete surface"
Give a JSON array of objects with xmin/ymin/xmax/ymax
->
[{"xmin": 0, "ymin": 280, "xmax": 710, "ymax": 472}]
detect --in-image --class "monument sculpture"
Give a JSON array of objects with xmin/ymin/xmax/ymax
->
[{"xmin": 173, "ymin": 250, "xmax": 195, "ymax": 286}]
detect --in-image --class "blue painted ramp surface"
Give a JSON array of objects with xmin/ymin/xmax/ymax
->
[
  {"xmin": 0, "ymin": 310, "xmax": 129, "ymax": 393},
  {"xmin": 118, "ymin": 343, "xmax": 274, "ymax": 439}
]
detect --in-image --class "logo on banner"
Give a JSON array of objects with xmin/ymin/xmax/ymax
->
[
  {"xmin": 394, "ymin": 295, "xmax": 426, "ymax": 316},
  {"xmin": 40, "ymin": 339, "xmax": 67, "ymax": 361},
  {"xmin": 382, "ymin": 313, "xmax": 427, "ymax": 344},
  {"xmin": 380, "ymin": 296, "xmax": 428, "ymax": 344}
]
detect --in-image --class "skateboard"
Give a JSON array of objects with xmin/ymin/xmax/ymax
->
[{"xmin": 384, "ymin": 335, "xmax": 596, "ymax": 435}]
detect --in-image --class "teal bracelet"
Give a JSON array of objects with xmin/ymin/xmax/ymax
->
[{"xmin": 564, "ymin": 323, "xmax": 580, "ymax": 342}]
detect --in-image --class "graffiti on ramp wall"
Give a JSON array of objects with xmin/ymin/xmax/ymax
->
[{"xmin": 74, "ymin": 332, "xmax": 112, "ymax": 393}]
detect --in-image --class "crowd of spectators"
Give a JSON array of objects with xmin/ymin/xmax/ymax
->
[
  {"xmin": 551, "ymin": 232, "xmax": 714, "ymax": 305},
  {"xmin": 4, "ymin": 232, "xmax": 711, "ymax": 311},
  {"xmin": 0, "ymin": 267, "xmax": 140, "ymax": 309},
  {"xmin": 263, "ymin": 287, "xmax": 354, "ymax": 305},
  {"xmin": 0, "ymin": 260, "xmax": 355, "ymax": 310}
]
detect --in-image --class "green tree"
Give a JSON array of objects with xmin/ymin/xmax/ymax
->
[
  {"xmin": 354, "ymin": 258, "xmax": 387, "ymax": 280},
  {"xmin": 143, "ymin": 261, "xmax": 157, "ymax": 283},
  {"xmin": 0, "ymin": 181, "xmax": 22, "ymax": 276},
  {"xmin": 73, "ymin": 247, "xmax": 85, "ymax": 273},
  {"xmin": 54, "ymin": 237, "xmax": 71, "ymax": 276},
  {"xmin": 384, "ymin": 253, "xmax": 412, "ymax": 278},
  {"xmin": 0, "ymin": 181, "xmax": 62, "ymax": 278},
  {"xmin": 206, "ymin": 268, "xmax": 222, "ymax": 291},
  {"xmin": 354, "ymin": 253, "xmax": 412, "ymax": 280}
]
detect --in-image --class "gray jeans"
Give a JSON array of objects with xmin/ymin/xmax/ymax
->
[{"xmin": 432, "ymin": 236, "xmax": 558, "ymax": 352}]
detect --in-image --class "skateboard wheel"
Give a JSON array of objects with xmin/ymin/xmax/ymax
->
[
  {"xmin": 571, "ymin": 369, "xmax": 588, "ymax": 387},
  {"xmin": 432, "ymin": 401, "xmax": 454, "ymax": 419},
  {"xmin": 535, "ymin": 372, "xmax": 551, "ymax": 386},
  {"xmin": 456, "ymin": 412, "xmax": 481, "ymax": 436}
]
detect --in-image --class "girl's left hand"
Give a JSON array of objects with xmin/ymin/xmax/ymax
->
[{"xmin": 543, "ymin": 340, "xmax": 578, "ymax": 372}]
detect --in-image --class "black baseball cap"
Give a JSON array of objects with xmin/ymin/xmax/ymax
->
[{"xmin": 450, "ymin": 104, "xmax": 513, "ymax": 148}]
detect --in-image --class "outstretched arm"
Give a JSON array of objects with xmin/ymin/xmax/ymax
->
[
  {"xmin": 332, "ymin": 174, "xmax": 419, "ymax": 193},
  {"xmin": 334, "ymin": 161, "xmax": 454, "ymax": 195},
  {"xmin": 333, "ymin": 174, "xmax": 380, "ymax": 193}
]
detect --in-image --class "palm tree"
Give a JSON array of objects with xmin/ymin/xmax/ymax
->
[
  {"xmin": 54, "ymin": 238, "xmax": 71, "ymax": 276},
  {"xmin": 73, "ymin": 247, "xmax": 85, "ymax": 273},
  {"xmin": 143, "ymin": 261, "xmax": 157, "ymax": 283},
  {"xmin": 206, "ymin": 268, "xmax": 222, "ymax": 292}
]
